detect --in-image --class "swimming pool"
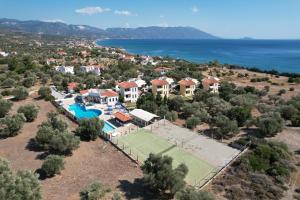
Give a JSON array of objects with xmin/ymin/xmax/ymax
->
[
  {"xmin": 68, "ymin": 103, "xmax": 102, "ymax": 120},
  {"xmin": 102, "ymin": 121, "xmax": 117, "ymax": 134}
]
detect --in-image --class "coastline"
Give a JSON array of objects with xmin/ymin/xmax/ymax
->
[{"xmin": 96, "ymin": 39, "xmax": 300, "ymax": 74}]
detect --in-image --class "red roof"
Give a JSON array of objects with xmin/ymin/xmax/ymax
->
[
  {"xmin": 178, "ymin": 79, "xmax": 196, "ymax": 86},
  {"xmin": 114, "ymin": 112, "xmax": 132, "ymax": 122},
  {"xmin": 80, "ymin": 90, "xmax": 89, "ymax": 95},
  {"xmin": 202, "ymin": 78, "xmax": 219, "ymax": 85},
  {"xmin": 118, "ymin": 81, "xmax": 138, "ymax": 89},
  {"xmin": 101, "ymin": 90, "xmax": 118, "ymax": 97},
  {"xmin": 154, "ymin": 67, "xmax": 173, "ymax": 72},
  {"xmin": 151, "ymin": 79, "xmax": 169, "ymax": 86},
  {"xmin": 68, "ymin": 82, "xmax": 77, "ymax": 90}
]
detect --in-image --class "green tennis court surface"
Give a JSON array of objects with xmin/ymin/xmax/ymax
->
[{"xmin": 116, "ymin": 129, "xmax": 214, "ymax": 185}]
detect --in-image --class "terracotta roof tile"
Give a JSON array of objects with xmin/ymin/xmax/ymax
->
[
  {"xmin": 67, "ymin": 82, "xmax": 77, "ymax": 89},
  {"xmin": 151, "ymin": 79, "xmax": 169, "ymax": 86},
  {"xmin": 178, "ymin": 79, "xmax": 196, "ymax": 86},
  {"xmin": 114, "ymin": 112, "xmax": 132, "ymax": 122},
  {"xmin": 101, "ymin": 90, "xmax": 118, "ymax": 97},
  {"xmin": 118, "ymin": 81, "xmax": 138, "ymax": 89}
]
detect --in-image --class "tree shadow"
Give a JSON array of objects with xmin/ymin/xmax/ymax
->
[
  {"xmin": 117, "ymin": 179, "xmax": 169, "ymax": 200},
  {"xmin": 35, "ymin": 168, "xmax": 47, "ymax": 180},
  {"xmin": 25, "ymin": 138, "xmax": 44, "ymax": 152},
  {"xmin": 241, "ymin": 128, "xmax": 263, "ymax": 138}
]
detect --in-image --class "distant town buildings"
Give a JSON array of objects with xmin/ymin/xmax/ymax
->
[
  {"xmin": 0, "ymin": 51, "xmax": 9, "ymax": 57},
  {"xmin": 80, "ymin": 65, "xmax": 102, "ymax": 75},
  {"xmin": 55, "ymin": 66, "xmax": 74, "ymax": 74},
  {"xmin": 154, "ymin": 67, "xmax": 173, "ymax": 75}
]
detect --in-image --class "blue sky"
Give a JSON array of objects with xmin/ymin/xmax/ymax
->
[{"xmin": 0, "ymin": 0, "xmax": 299, "ymax": 39}]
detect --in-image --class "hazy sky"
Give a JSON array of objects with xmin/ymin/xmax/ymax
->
[{"xmin": 0, "ymin": 0, "xmax": 300, "ymax": 39}]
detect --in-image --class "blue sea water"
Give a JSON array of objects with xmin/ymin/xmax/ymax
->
[{"xmin": 98, "ymin": 39, "xmax": 300, "ymax": 73}]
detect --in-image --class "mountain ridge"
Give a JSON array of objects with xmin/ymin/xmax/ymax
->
[{"xmin": 0, "ymin": 18, "xmax": 219, "ymax": 39}]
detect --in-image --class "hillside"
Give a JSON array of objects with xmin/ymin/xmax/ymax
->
[{"xmin": 0, "ymin": 18, "xmax": 218, "ymax": 39}]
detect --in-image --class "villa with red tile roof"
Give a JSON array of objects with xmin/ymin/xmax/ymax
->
[
  {"xmin": 117, "ymin": 81, "xmax": 139, "ymax": 103},
  {"xmin": 154, "ymin": 67, "xmax": 174, "ymax": 75},
  {"xmin": 178, "ymin": 78, "xmax": 197, "ymax": 97},
  {"xmin": 67, "ymin": 82, "xmax": 77, "ymax": 93},
  {"xmin": 81, "ymin": 89, "xmax": 119, "ymax": 105},
  {"xmin": 202, "ymin": 76, "xmax": 220, "ymax": 93},
  {"xmin": 114, "ymin": 112, "xmax": 132, "ymax": 124},
  {"xmin": 151, "ymin": 78, "xmax": 170, "ymax": 97}
]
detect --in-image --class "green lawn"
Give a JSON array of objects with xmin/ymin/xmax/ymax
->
[{"xmin": 115, "ymin": 129, "xmax": 215, "ymax": 185}]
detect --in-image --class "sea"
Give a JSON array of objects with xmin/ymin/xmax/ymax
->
[{"xmin": 98, "ymin": 39, "xmax": 300, "ymax": 73}]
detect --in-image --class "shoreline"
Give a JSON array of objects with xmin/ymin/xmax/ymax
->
[{"xmin": 95, "ymin": 39, "xmax": 300, "ymax": 76}]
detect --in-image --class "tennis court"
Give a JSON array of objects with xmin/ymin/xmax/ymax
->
[{"xmin": 114, "ymin": 129, "xmax": 214, "ymax": 185}]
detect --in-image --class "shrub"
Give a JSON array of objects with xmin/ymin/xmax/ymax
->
[
  {"xmin": 12, "ymin": 86, "xmax": 29, "ymax": 100},
  {"xmin": 17, "ymin": 104, "xmax": 39, "ymax": 122},
  {"xmin": 291, "ymin": 113, "xmax": 300, "ymax": 127},
  {"xmin": 1, "ymin": 89, "xmax": 11, "ymax": 96},
  {"xmin": 1, "ymin": 78, "xmax": 16, "ymax": 88},
  {"xmin": 76, "ymin": 118, "xmax": 104, "ymax": 141},
  {"xmin": 186, "ymin": 116, "xmax": 201, "ymax": 129},
  {"xmin": 213, "ymin": 115, "xmax": 239, "ymax": 138},
  {"xmin": 41, "ymin": 155, "xmax": 64, "ymax": 177},
  {"xmin": 38, "ymin": 87, "xmax": 51, "ymax": 99},
  {"xmin": 141, "ymin": 153, "xmax": 188, "ymax": 196},
  {"xmin": 0, "ymin": 158, "xmax": 41, "ymax": 200},
  {"xmin": 227, "ymin": 106, "xmax": 251, "ymax": 127},
  {"xmin": 49, "ymin": 132, "xmax": 80, "ymax": 155},
  {"xmin": 256, "ymin": 112, "xmax": 284, "ymax": 137},
  {"xmin": 23, "ymin": 77, "xmax": 36, "ymax": 88},
  {"xmin": 166, "ymin": 111, "xmax": 178, "ymax": 122},
  {"xmin": 0, "ymin": 113, "xmax": 26, "ymax": 137},
  {"xmin": 176, "ymin": 186, "xmax": 215, "ymax": 200},
  {"xmin": 112, "ymin": 193, "xmax": 122, "ymax": 200},
  {"xmin": 80, "ymin": 182, "xmax": 111, "ymax": 200},
  {"xmin": 0, "ymin": 99, "xmax": 12, "ymax": 118},
  {"xmin": 277, "ymin": 105, "xmax": 298, "ymax": 120}
]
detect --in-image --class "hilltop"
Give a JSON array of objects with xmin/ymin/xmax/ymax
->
[{"xmin": 0, "ymin": 18, "xmax": 218, "ymax": 39}]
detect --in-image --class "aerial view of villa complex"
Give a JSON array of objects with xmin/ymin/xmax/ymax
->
[{"xmin": 0, "ymin": 1, "xmax": 300, "ymax": 200}]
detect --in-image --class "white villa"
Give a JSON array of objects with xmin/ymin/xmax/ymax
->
[
  {"xmin": 80, "ymin": 65, "xmax": 102, "ymax": 75},
  {"xmin": 55, "ymin": 66, "xmax": 74, "ymax": 74},
  {"xmin": 202, "ymin": 76, "xmax": 220, "ymax": 93},
  {"xmin": 80, "ymin": 89, "xmax": 119, "ymax": 105},
  {"xmin": 0, "ymin": 51, "xmax": 9, "ymax": 57},
  {"xmin": 117, "ymin": 81, "xmax": 139, "ymax": 103}
]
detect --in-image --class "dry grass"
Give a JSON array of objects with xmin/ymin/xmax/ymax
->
[{"xmin": 0, "ymin": 93, "xmax": 145, "ymax": 200}]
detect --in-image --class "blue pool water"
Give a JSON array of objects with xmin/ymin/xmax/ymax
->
[
  {"xmin": 102, "ymin": 121, "xmax": 117, "ymax": 134},
  {"xmin": 68, "ymin": 103, "xmax": 102, "ymax": 120}
]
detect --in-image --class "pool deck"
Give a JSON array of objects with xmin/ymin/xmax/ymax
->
[{"xmin": 58, "ymin": 97, "xmax": 117, "ymax": 121}]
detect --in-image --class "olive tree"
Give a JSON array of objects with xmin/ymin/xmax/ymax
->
[
  {"xmin": 76, "ymin": 118, "xmax": 104, "ymax": 141},
  {"xmin": 41, "ymin": 155, "xmax": 64, "ymax": 177},
  {"xmin": 38, "ymin": 86, "xmax": 51, "ymax": 99},
  {"xmin": 213, "ymin": 115, "xmax": 239, "ymax": 139},
  {"xmin": 256, "ymin": 112, "xmax": 284, "ymax": 137},
  {"xmin": 141, "ymin": 153, "xmax": 188, "ymax": 196},
  {"xmin": 80, "ymin": 182, "xmax": 111, "ymax": 200},
  {"xmin": 0, "ymin": 99, "xmax": 12, "ymax": 118},
  {"xmin": 12, "ymin": 86, "xmax": 29, "ymax": 100},
  {"xmin": 0, "ymin": 113, "xmax": 26, "ymax": 137},
  {"xmin": 17, "ymin": 104, "xmax": 39, "ymax": 122},
  {"xmin": 0, "ymin": 158, "xmax": 41, "ymax": 200},
  {"xmin": 176, "ymin": 186, "xmax": 215, "ymax": 200}
]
